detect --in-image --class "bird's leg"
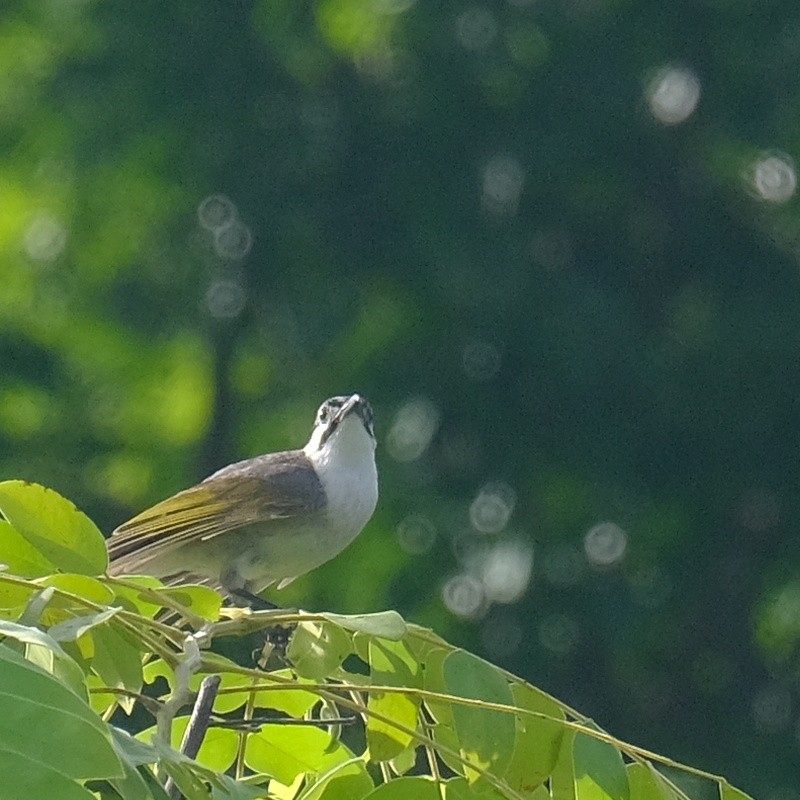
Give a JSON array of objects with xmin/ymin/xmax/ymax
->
[
  {"xmin": 221, "ymin": 577, "xmax": 293, "ymax": 667},
  {"xmin": 228, "ymin": 587, "xmax": 277, "ymax": 610},
  {"xmin": 253, "ymin": 624, "xmax": 293, "ymax": 669}
]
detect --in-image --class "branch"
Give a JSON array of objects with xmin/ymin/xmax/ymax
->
[{"xmin": 164, "ymin": 674, "xmax": 221, "ymax": 799}]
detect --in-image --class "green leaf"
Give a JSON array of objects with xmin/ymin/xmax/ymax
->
[
  {"xmin": 161, "ymin": 584, "xmax": 222, "ymax": 621},
  {"xmin": 431, "ymin": 721, "xmax": 469, "ymax": 777},
  {"xmin": 299, "ymin": 757, "xmax": 374, "ymax": 800},
  {"xmin": 366, "ymin": 637, "xmax": 421, "ymax": 761},
  {"xmin": 321, "ymin": 611, "xmax": 407, "ymax": 640},
  {"xmin": 0, "ymin": 617, "xmax": 68, "ymax": 653},
  {"xmin": 183, "ymin": 724, "xmax": 239, "ymax": 774},
  {"xmin": 287, "ymin": 620, "xmax": 353, "ymax": 680},
  {"xmin": 389, "ymin": 744, "xmax": 418, "ymax": 776},
  {"xmin": 18, "ymin": 584, "xmax": 56, "ymax": 626},
  {"xmin": 627, "ymin": 763, "xmax": 679, "ymax": 800},
  {"xmin": 0, "ymin": 481, "xmax": 107, "ymax": 575},
  {"xmin": 362, "ymin": 775, "xmax": 440, "ymax": 799},
  {"xmin": 444, "ymin": 776, "xmax": 517, "ymax": 799},
  {"xmin": 419, "ymin": 645, "xmax": 453, "ymax": 727},
  {"xmin": 143, "ymin": 659, "xmax": 318, "ymax": 717},
  {"xmin": 145, "ymin": 736, "xmax": 263, "ymax": 800},
  {"xmin": 503, "ymin": 682, "xmax": 565, "ymax": 792},
  {"xmin": 49, "ymin": 606, "xmax": 121, "ymax": 642},
  {"xmin": 24, "ymin": 640, "xmax": 88, "ymax": 698},
  {"xmin": 441, "ymin": 649, "xmax": 516, "ymax": 784},
  {"xmin": 551, "ymin": 730, "xmax": 577, "ymax": 800},
  {"xmin": 720, "ymin": 782, "xmax": 756, "ymax": 800},
  {"xmin": 3, "ymin": 607, "xmax": 88, "ymax": 696},
  {"xmin": 251, "ymin": 668, "xmax": 319, "ymax": 716},
  {"xmin": 574, "ymin": 732, "xmax": 629, "ymax": 800},
  {"xmin": 0, "ymin": 580, "xmax": 34, "ymax": 618},
  {"xmin": 39, "ymin": 573, "xmax": 117, "ymax": 604},
  {"xmin": 0, "ymin": 643, "xmax": 123, "ymax": 779},
  {"xmin": 111, "ymin": 726, "xmax": 160, "ymax": 766},
  {"xmin": 87, "ymin": 671, "xmax": 117, "ymax": 715},
  {"xmin": 137, "ymin": 715, "xmax": 239, "ymax": 773},
  {"xmin": 143, "ymin": 656, "xmax": 174, "ymax": 684},
  {"xmin": 107, "ymin": 753, "xmax": 154, "ymax": 800},
  {"xmin": 160, "ymin": 759, "xmax": 214, "ymax": 800},
  {"xmin": 90, "ymin": 624, "xmax": 144, "ymax": 711},
  {"xmin": 111, "ymin": 576, "xmax": 169, "ymax": 618},
  {"xmin": 195, "ymin": 671, "xmax": 252, "ymax": 714},
  {"xmin": 0, "ymin": 749, "xmax": 97, "ymax": 800},
  {"xmin": 210, "ymin": 775, "xmax": 265, "ymax": 800},
  {"xmin": 244, "ymin": 725, "xmax": 355, "ymax": 784},
  {"xmin": 0, "ymin": 518, "xmax": 57, "ymax": 577}
]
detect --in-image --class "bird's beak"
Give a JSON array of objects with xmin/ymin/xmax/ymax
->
[
  {"xmin": 331, "ymin": 394, "xmax": 362, "ymax": 428},
  {"xmin": 318, "ymin": 394, "xmax": 363, "ymax": 447}
]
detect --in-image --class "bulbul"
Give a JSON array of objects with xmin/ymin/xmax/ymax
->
[{"xmin": 107, "ymin": 394, "xmax": 378, "ymax": 603}]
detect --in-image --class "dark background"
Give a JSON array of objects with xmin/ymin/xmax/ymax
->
[{"xmin": 1, "ymin": 2, "xmax": 799, "ymax": 796}]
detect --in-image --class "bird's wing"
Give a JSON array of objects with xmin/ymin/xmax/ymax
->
[{"xmin": 107, "ymin": 450, "xmax": 325, "ymax": 572}]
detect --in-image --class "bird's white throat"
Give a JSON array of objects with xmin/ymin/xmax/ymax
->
[{"xmin": 305, "ymin": 414, "xmax": 378, "ymax": 536}]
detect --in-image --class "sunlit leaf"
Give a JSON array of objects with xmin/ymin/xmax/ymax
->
[
  {"xmin": 0, "ymin": 580, "xmax": 33, "ymax": 618},
  {"xmin": 287, "ymin": 620, "xmax": 353, "ymax": 680},
  {"xmin": 137, "ymin": 715, "xmax": 239, "ymax": 773},
  {"xmin": 441, "ymin": 649, "xmax": 515, "ymax": 784},
  {"xmin": 503, "ymin": 682, "xmax": 565, "ymax": 792},
  {"xmin": 49, "ymin": 606, "xmax": 121, "ymax": 642},
  {"xmin": 419, "ymin": 645, "xmax": 453, "ymax": 728},
  {"xmin": 0, "ymin": 605, "xmax": 57, "ymax": 643},
  {"xmin": 389, "ymin": 743, "xmax": 418, "ymax": 776},
  {"xmin": 90, "ymin": 624, "xmax": 144, "ymax": 711},
  {"xmin": 251, "ymin": 668, "xmax": 319, "ymax": 717},
  {"xmin": 0, "ymin": 518, "xmax": 57, "ymax": 577},
  {"xmin": 87, "ymin": 671, "xmax": 117, "ymax": 715},
  {"xmin": 300, "ymin": 757, "xmax": 374, "ymax": 800},
  {"xmin": 444, "ymin": 776, "xmax": 523, "ymax": 798},
  {"xmin": 366, "ymin": 637, "xmax": 421, "ymax": 761},
  {"xmin": 719, "ymin": 782, "xmax": 755, "ymax": 800},
  {"xmin": 161, "ymin": 584, "xmax": 222, "ymax": 622},
  {"xmin": 627, "ymin": 763, "xmax": 680, "ymax": 800},
  {"xmin": 38, "ymin": 573, "xmax": 116, "ymax": 604},
  {"xmin": 143, "ymin": 656, "xmax": 174, "ymax": 685},
  {"xmin": 244, "ymin": 725, "xmax": 355, "ymax": 784},
  {"xmin": 552, "ymin": 731, "xmax": 577, "ymax": 800},
  {"xmin": 362, "ymin": 775, "xmax": 440, "ymax": 799},
  {"xmin": 321, "ymin": 611, "xmax": 406, "ymax": 640},
  {"xmin": 0, "ymin": 481, "xmax": 107, "ymax": 575},
  {"xmin": 24, "ymin": 640, "xmax": 88, "ymax": 697},
  {"xmin": 431, "ymin": 721, "xmax": 469, "ymax": 777},
  {"xmin": 574, "ymin": 731, "xmax": 629, "ymax": 800},
  {"xmin": 109, "ymin": 575, "xmax": 168, "ymax": 618}
]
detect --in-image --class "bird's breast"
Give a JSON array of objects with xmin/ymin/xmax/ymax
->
[{"xmin": 317, "ymin": 453, "xmax": 378, "ymax": 538}]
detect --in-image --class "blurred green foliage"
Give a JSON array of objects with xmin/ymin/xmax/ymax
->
[{"xmin": 1, "ymin": 1, "xmax": 799, "ymax": 796}]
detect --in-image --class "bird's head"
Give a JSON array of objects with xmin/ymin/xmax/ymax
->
[{"xmin": 304, "ymin": 394, "xmax": 376, "ymax": 460}]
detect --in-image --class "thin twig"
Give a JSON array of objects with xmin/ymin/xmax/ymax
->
[
  {"xmin": 421, "ymin": 704, "xmax": 445, "ymax": 799},
  {"xmin": 164, "ymin": 675, "xmax": 221, "ymax": 799},
  {"xmin": 207, "ymin": 673, "xmax": 732, "ymax": 788},
  {"xmin": 235, "ymin": 678, "xmax": 258, "ymax": 781}
]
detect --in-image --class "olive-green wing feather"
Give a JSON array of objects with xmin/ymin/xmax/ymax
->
[{"xmin": 107, "ymin": 450, "xmax": 325, "ymax": 574}]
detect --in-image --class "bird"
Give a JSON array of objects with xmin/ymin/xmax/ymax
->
[{"xmin": 106, "ymin": 394, "xmax": 378, "ymax": 605}]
